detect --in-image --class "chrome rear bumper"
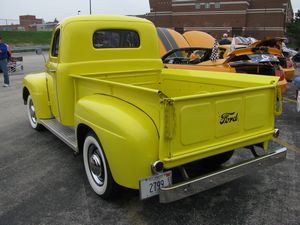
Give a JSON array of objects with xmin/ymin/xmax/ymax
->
[{"xmin": 159, "ymin": 147, "xmax": 287, "ymax": 203}]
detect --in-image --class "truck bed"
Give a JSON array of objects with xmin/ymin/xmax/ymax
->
[
  {"xmin": 72, "ymin": 69, "xmax": 279, "ymax": 168},
  {"xmin": 91, "ymin": 69, "xmax": 275, "ymax": 97}
]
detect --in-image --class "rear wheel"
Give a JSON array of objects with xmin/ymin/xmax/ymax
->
[
  {"xmin": 83, "ymin": 132, "xmax": 117, "ymax": 199},
  {"xmin": 26, "ymin": 95, "xmax": 43, "ymax": 130}
]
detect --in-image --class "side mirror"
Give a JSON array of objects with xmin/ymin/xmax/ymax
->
[
  {"xmin": 35, "ymin": 48, "xmax": 47, "ymax": 63},
  {"xmin": 36, "ymin": 48, "xmax": 43, "ymax": 55}
]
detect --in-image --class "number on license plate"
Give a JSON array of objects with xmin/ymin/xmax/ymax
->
[{"xmin": 139, "ymin": 171, "xmax": 172, "ymax": 200}]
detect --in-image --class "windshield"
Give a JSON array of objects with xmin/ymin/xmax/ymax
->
[{"xmin": 163, "ymin": 48, "xmax": 212, "ymax": 64}]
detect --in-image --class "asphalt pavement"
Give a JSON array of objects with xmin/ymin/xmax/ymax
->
[{"xmin": 0, "ymin": 52, "xmax": 299, "ymax": 225}]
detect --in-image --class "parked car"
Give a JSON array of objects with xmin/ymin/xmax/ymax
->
[
  {"xmin": 251, "ymin": 38, "xmax": 295, "ymax": 81},
  {"xmin": 158, "ymin": 28, "xmax": 287, "ymax": 93}
]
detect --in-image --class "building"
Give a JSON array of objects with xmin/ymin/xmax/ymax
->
[
  {"xmin": 142, "ymin": 0, "xmax": 294, "ymax": 39},
  {"xmin": 0, "ymin": 15, "xmax": 45, "ymax": 31},
  {"xmin": 29, "ymin": 22, "xmax": 58, "ymax": 32},
  {"xmin": 29, "ymin": 18, "xmax": 59, "ymax": 31},
  {"xmin": 19, "ymin": 15, "xmax": 43, "ymax": 31}
]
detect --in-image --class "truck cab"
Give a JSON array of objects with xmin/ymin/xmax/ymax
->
[{"xmin": 22, "ymin": 16, "xmax": 286, "ymax": 203}]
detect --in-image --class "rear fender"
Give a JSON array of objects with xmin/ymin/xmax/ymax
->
[
  {"xmin": 75, "ymin": 94, "xmax": 159, "ymax": 189},
  {"xmin": 22, "ymin": 73, "xmax": 52, "ymax": 119}
]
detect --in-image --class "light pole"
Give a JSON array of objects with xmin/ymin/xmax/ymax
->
[{"xmin": 89, "ymin": 0, "xmax": 92, "ymax": 15}]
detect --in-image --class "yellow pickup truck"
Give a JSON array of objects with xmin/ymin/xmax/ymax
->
[{"xmin": 22, "ymin": 16, "xmax": 286, "ymax": 203}]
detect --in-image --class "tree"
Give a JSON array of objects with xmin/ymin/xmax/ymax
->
[{"xmin": 286, "ymin": 10, "xmax": 300, "ymax": 48}]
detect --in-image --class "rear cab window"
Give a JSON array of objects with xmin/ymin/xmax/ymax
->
[{"xmin": 93, "ymin": 30, "xmax": 140, "ymax": 48}]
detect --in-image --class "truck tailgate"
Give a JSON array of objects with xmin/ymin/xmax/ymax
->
[{"xmin": 160, "ymin": 85, "xmax": 277, "ymax": 168}]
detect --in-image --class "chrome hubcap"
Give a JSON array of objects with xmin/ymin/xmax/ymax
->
[
  {"xmin": 29, "ymin": 99, "xmax": 37, "ymax": 124},
  {"xmin": 88, "ymin": 145, "xmax": 104, "ymax": 186},
  {"xmin": 90, "ymin": 154, "xmax": 102, "ymax": 176}
]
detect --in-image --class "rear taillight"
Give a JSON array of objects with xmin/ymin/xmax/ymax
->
[{"xmin": 275, "ymin": 69, "xmax": 285, "ymax": 81}]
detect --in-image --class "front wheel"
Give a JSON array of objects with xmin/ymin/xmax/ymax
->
[
  {"xmin": 26, "ymin": 95, "xmax": 43, "ymax": 130},
  {"xmin": 83, "ymin": 132, "xmax": 117, "ymax": 199}
]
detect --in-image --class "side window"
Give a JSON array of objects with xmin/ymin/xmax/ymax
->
[
  {"xmin": 93, "ymin": 30, "xmax": 140, "ymax": 48},
  {"xmin": 51, "ymin": 29, "xmax": 60, "ymax": 57}
]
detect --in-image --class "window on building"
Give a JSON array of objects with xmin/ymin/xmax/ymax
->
[
  {"xmin": 205, "ymin": 3, "xmax": 210, "ymax": 9},
  {"xmin": 215, "ymin": 2, "xmax": 221, "ymax": 8},
  {"xmin": 93, "ymin": 30, "xmax": 140, "ymax": 48},
  {"xmin": 195, "ymin": 3, "xmax": 201, "ymax": 9}
]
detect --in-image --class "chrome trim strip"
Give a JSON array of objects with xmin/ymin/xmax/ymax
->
[{"xmin": 159, "ymin": 147, "xmax": 287, "ymax": 203}]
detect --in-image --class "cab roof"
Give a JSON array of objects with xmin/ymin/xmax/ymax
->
[{"xmin": 59, "ymin": 15, "xmax": 152, "ymax": 27}]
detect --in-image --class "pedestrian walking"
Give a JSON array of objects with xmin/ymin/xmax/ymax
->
[{"xmin": 0, "ymin": 36, "xmax": 10, "ymax": 87}]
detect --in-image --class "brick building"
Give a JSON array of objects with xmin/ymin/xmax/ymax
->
[
  {"xmin": 142, "ymin": 0, "xmax": 294, "ymax": 39},
  {"xmin": 19, "ymin": 15, "xmax": 43, "ymax": 31},
  {"xmin": 0, "ymin": 15, "xmax": 44, "ymax": 31}
]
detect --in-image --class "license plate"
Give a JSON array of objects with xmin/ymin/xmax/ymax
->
[{"xmin": 139, "ymin": 171, "xmax": 172, "ymax": 200}]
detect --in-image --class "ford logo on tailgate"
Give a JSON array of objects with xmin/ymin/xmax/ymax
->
[{"xmin": 220, "ymin": 112, "xmax": 239, "ymax": 125}]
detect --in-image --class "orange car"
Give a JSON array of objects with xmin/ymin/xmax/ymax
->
[
  {"xmin": 157, "ymin": 28, "xmax": 287, "ymax": 93},
  {"xmin": 251, "ymin": 38, "xmax": 295, "ymax": 81}
]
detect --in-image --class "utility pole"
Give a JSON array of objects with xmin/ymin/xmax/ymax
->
[{"xmin": 89, "ymin": 0, "xmax": 92, "ymax": 15}]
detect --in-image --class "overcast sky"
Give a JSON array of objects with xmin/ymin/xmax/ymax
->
[{"xmin": 1, "ymin": 0, "xmax": 300, "ymax": 23}]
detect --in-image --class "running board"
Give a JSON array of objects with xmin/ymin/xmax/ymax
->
[{"xmin": 40, "ymin": 119, "xmax": 77, "ymax": 151}]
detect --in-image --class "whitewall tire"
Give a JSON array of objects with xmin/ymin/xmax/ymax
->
[
  {"xmin": 83, "ymin": 132, "xmax": 117, "ymax": 198},
  {"xmin": 27, "ymin": 95, "xmax": 43, "ymax": 130}
]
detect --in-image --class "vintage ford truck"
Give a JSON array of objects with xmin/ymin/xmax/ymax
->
[{"xmin": 22, "ymin": 16, "xmax": 286, "ymax": 203}]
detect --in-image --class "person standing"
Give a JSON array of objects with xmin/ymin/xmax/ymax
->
[
  {"xmin": 0, "ymin": 36, "xmax": 10, "ymax": 87},
  {"xmin": 219, "ymin": 33, "xmax": 231, "ymax": 45}
]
